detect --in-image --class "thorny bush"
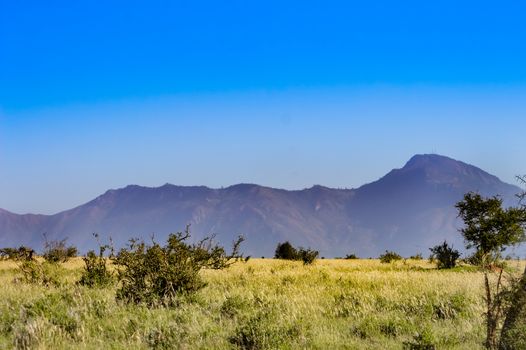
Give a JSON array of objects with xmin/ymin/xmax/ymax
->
[{"xmin": 113, "ymin": 226, "xmax": 244, "ymax": 306}]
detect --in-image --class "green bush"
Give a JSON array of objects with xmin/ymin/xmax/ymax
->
[
  {"xmin": 298, "ymin": 248, "xmax": 319, "ymax": 265},
  {"xmin": 0, "ymin": 246, "xmax": 35, "ymax": 261},
  {"xmin": 17, "ymin": 260, "xmax": 62, "ymax": 286},
  {"xmin": 77, "ymin": 245, "xmax": 113, "ymax": 288},
  {"xmin": 42, "ymin": 238, "xmax": 77, "ymax": 264},
  {"xmin": 274, "ymin": 242, "xmax": 298, "ymax": 260},
  {"xmin": 345, "ymin": 253, "xmax": 359, "ymax": 259},
  {"xmin": 274, "ymin": 242, "xmax": 318, "ymax": 265},
  {"xmin": 113, "ymin": 226, "xmax": 243, "ymax": 306},
  {"xmin": 429, "ymin": 241, "xmax": 460, "ymax": 269},
  {"xmin": 379, "ymin": 250, "xmax": 402, "ymax": 264}
]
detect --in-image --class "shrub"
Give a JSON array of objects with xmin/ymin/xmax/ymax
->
[
  {"xmin": 298, "ymin": 248, "xmax": 319, "ymax": 265},
  {"xmin": 274, "ymin": 242, "xmax": 298, "ymax": 260},
  {"xmin": 345, "ymin": 253, "xmax": 358, "ymax": 259},
  {"xmin": 274, "ymin": 242, "xmax": 318, "ymax": 264},
  {"xmin": 42, "ymin": 237, "xmax": 77, "ymax": 263},
  {"xmin": 17, "ymin": 260, "xmax": 62, "ymax": 286},
  {"xmin": 113, "ymin": 226, "xmax": 243, "ymax": 306},
  {"xmin": 409, "ymin": 253, "xmax": 423, "ymax": 260},
  {"xmin": 379, "ymin": 250, "xmax": 402, "ymax": 264},
  {"xmin": 429, "ymin": 241, "xmax": 460, "ymax": 269},
  {"xmin": 78, "ymin": 246, "xmax": 113, "ymax": 288},
  {"xmin": 0, "ymin": 246, "xmax": 35, "ymax": 261}
]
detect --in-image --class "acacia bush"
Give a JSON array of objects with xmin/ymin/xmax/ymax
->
[
  {"xmin": 429, "ymin": 241, "xmax": 460, "ymax": 269},
  {"xmin": 409, "ymin": 253, "xmax": 423, "ymax": 260},
  {"xmin": 274, "ymin": 242, "xmax": 318, "ymax": 265},
  {"xmin": 113, "ymin": 226, "xmax": 243, "ymax": 306},
  {"xmin": 0, "ymin": 246, "xmax": 35, "ymax": 261},
  {"xmin": 78, "ymin": 247, "xmax": 113, "ymax": 288},
  {"xmin": 298, "ymin": 248, "xmax": 319, "ymax": 265},
  {"xmin": 42, "ymin": 237, "xmax": 77, "ymax": 263},
  {"xmin": 379, "ymin": 250, "xmax": 402, "ymax": 264},
  {"xmin": 344, "ymin": 253, "xmax": 358, "ymax": 259},
  {"xmin": 274, "ymin": 242, "xmax": 298, "ymax": 260}
]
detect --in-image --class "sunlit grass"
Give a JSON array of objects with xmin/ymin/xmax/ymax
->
[{"xmin": 1, "ymin": 258, "xmax": 524, "ymax": 349}]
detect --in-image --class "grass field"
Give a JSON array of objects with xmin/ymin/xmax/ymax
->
[{"xmin": 1, "ymin": 258, "xmax": 524, "ymax": 349}]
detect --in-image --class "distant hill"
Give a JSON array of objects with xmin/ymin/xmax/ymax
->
[{"xmin": 0, "ymin": 154, "xmax": 522, "ymax": 257}]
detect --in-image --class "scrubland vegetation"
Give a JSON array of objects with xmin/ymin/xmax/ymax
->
[
  {"xmin": 2, "ymin": 256, "xmax": 524, "ymax": 349},
  {"xmin": 1, "ymin": 191, "xmax": 525, "ymax": 349}
]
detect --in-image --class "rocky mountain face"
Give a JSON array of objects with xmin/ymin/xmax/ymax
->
[{"xmin": 0, "ymin": 155, "xmax": 522, "ymax": 257}]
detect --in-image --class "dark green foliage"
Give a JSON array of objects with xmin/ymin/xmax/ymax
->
[
  {"xmin": 429, "ymin": 241, "xmax": 460, "ymax": 269},
  {"xmin": 78, "ymin": 249, "xmax": 113, "ymax": 288},
  {"xmin": 78, "ymin": 234, "xmax": 114, "ymax": 288},
  {"xmin": 345, "ymin": 253, "xmax": 358, "ymax": 259},
  {"xmin": 274, "ymin": 241, "xmax": 298, "ymax": 260},
  {"xmin": 274, "ymin": 242, "xmax": 318, "ymax": 264},
  {"xmin": 42, "ymin": 237, "xmax": 77, "ymax": 264},
  {"xmin": 0, "ymin": 246, "xmax": 35, "ymax": 261},
  {"xmin": 456, "ymin": 192, "xmax": 526, "ymax": 349},
  {"xmin": 464, "ymin": 250, "xmax": 484, "ymax": 266},
  {"xmin": 113, "ymin": 226, "xmax": 243, "ymax": 306},
  {"xmin": 379, "ymin": 250, "xmax": 402, "ymax": 264},
  {"xmin": 298, "ymin": 248, "xmax": 318, "ymax": 265},
  {"xmin": 456, "ymin": 192, "xmax": 526, "ymax": 267},
  {"xmin": 409, "ymin": 253, "xmax": 423, "ymax": 260}
]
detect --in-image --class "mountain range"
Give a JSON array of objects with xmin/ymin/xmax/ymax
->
[{"xmin": 0, "ymin": 154, "xmax": 522, "ymax": 257}]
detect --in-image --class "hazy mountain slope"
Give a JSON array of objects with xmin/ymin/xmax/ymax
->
[
  {"xmin": 0, "ymin": 155, "xmax": 522, "ymax": 257},
  {"xmin": 347, "ymin": 154, "xmax": 521, "ymax": 256}
]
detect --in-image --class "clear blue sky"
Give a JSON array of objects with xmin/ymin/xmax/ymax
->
[{"xmin": 1, "ymin": 1, "xmax": 526, "ymax": 214}]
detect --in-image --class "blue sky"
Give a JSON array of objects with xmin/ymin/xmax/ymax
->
[{"xmin": 1, "ymin": 1, "xmax": 526, "ymax": 214}]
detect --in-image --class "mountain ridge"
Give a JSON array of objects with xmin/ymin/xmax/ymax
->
[{"xmin": 0, "ymin": 154, "xmax": 522, "ymax": 257}]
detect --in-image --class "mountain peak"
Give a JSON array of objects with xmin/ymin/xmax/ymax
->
[{"xmin": 404, "ymin": 154, "xmax": 460, "ymax": 169}]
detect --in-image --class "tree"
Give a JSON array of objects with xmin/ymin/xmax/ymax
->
[
  {"xmin": 456, "ymin": 192, "xmax": 526, "ymax": 349},
  {"xmin": 274, "ymin": 241, "xmax": 298, "ymax": 260},
  {"xmin": 429, "ymin": 241, "xmax": 460, "ymax": 269}
]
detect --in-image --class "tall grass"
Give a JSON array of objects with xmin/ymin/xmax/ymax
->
[{"xmin": 1, "ymin": 258, "xmax": 523, "ymax": 349}]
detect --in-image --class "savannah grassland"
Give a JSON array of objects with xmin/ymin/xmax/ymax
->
[{"xmin": 1, "ymin": 258, "xmax": 523, "ymax": 349}]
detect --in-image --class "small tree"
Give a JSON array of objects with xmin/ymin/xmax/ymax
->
[
  {"xmin": 429, "ymin": 241, "xmax": 460, "ymax": 269},
  {"xmin": 456, "ymin": 192, "xmax": 526, "ymax": 349},
  {"xmin": 379, "ymin": 250, "xmax": 402, "ymax": 264},
  {"xmin": 274, "ymin": 241, "xmax": 298, "ymax": 260}
]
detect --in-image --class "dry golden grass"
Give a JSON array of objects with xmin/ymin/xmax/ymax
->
[{"xmin": 1, "ymin": 258, "xmax": 524, "ymax": 349}]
